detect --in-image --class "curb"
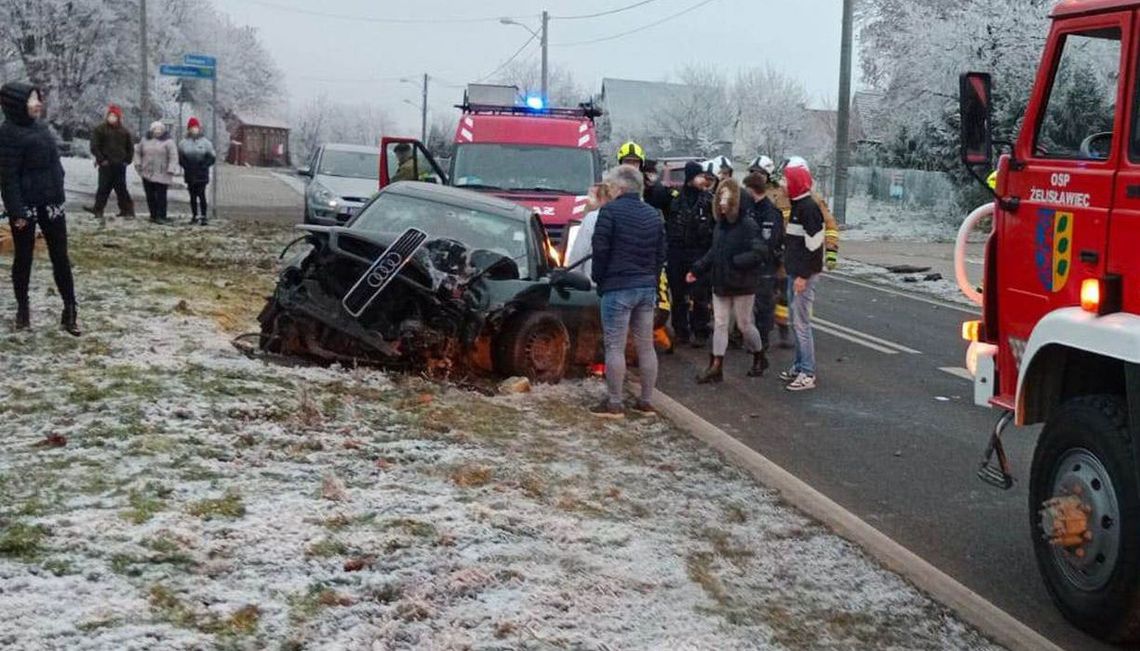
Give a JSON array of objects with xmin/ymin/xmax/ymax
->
[{"xmin": 651, "ymin": 387, "xmax": 1063, "ymax": 651}]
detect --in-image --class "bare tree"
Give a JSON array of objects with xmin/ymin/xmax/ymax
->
[
  {"xmin": 733, "ymin": 66, "xmax": 809, "ymax": 163},
  {"xmin": 495, "ymin": 58, "xmax": 587, "ymax": 108},
  {"xmin": 291, "ymin": 95, "xmax": 395, "ymax": 163},
  {"xmin": 651, "ymin": 65, "xmax": 733, "ymax": 158}
]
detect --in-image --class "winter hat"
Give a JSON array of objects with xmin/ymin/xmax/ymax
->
[
  {"xmin": 784, "ymin": 158, "xmax": 814, "ymax": 201},
  {"xmin": 683, "ymin": 160, "xmax": 703, "ymax": 184},
  {"xmin": 187, "ymin": 117, "xmax": 201, "ymax": 130},
  {"xmin": 0, "ymin": 82, "xmax": 37, "ymax": 126},
  {"xmin": 107, "ymin": 104, "xmax": 123, "ymax": 119}
]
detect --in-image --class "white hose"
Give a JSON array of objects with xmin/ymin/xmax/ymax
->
[{"xmin": 956, "ymin": 203, "xmax": 992, "ymax": 307}]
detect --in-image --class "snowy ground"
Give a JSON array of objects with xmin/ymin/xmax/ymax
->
[
  {"xmin": 0, "ymin": 219, "xmax": 1000, "ymax": 649},
  {"xmin": 835, "ymin": 258, "xmax": 978, "ymax": 307},
  {"xmin": 842, "ymin": 195, "xmax": 962, "ymax": 243}
]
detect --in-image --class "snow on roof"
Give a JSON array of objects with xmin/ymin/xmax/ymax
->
[{"xmin": 233, "ymin": 114, "xmax": 290, "ymax": 130}]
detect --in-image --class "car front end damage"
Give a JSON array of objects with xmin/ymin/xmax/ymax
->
[{"xmin": 257, "ymin": 225, "xmax": 595, "ymax": 382}]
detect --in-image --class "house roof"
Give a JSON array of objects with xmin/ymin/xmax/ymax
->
[{"xmin": 234, "ymin": 114, "xmax": 290, "ymax": 130}]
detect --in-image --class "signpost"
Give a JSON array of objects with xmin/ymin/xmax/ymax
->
[{"xmin": 160, "ymin": 54, "xmax": 219, "ymax": 221}]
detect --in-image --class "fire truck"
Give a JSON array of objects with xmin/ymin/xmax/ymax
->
[
  {"xmin": 956, "ymin": 0, "xmax": 1140, "ymax": 641},
  {"xmin": 377, "ymin": 84, "xmax": 602, "ymax": 250}
]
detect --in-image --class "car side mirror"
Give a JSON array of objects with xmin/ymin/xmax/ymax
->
[
  {"xmin": 297, "ymin": 166, "xmax": 312, "ymax": 177},
  {"xmin": 551, "ymin": 269, "xmax": 592, "ymax": 292},
  {"xmin": 959, "ymin": 72, "xmax": 993, "ymax": 167}
]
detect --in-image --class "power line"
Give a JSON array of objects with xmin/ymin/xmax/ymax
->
[
  {"xmin": 236, "ymin": 0, "xmax": 537, "ymax": 24},
  {"xmin": 551, "ymin": 0, "xmax": 664, "ymax": 20},
  {"xmin": 552, "ymin": 0, "xmax": 719, "ymax": 46},
  {"xmin": 476, "ymin": 33, "xmax": 538, "ymax": 83}
]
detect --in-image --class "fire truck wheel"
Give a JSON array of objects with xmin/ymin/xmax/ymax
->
[
  {"xmin": 1029, "ymin": 394, "xmax": 1140, "ymax": 643},
  {"xmin": 494, "ymin": 311, "xmax": 570, "ymax": 384}
]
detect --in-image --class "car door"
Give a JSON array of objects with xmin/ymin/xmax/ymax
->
[
  {"xmin": 1000, "ymin": 13, "xmax": 1128, "ymax": 378},
  {"xmin": 379, "ymin": 137, "xmax": 448, "ymax": 189}
]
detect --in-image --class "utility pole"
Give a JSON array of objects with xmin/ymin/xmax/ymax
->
[
  {"xmin": 832, "ymin": 0, "xmax": 854, "ymax": 225},
  {"xmin": 540, "ymin": 10, "xmax": 549, "ymax": 100},
  {"xmin": 421, "ymin": 73, "xmax": 429, "ymax": 143},
  {"xmin": 139, "ymin": 0, "xmax": 149, "ymax": 137}
]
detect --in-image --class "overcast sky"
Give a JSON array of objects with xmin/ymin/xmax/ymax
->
[{"xmin": 213, "ymin": 0, "xmax": 849, "ymax": 134}]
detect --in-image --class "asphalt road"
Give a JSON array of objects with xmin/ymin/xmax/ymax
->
[{"xmin": 656, "ymin": 274, "xmax": 1113, "ymax": 651}]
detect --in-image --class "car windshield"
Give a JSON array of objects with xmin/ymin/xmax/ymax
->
[
  {"xmin": 452, "ymin": 144, "xmax": 594, "ymax": 194},
  {"xmin": 318, "ymin": 149, "xmax": 379, "ymax": 180},
  {"xmin": 351, "ymin": 192, "xmax": 530, "ymax": 277}
]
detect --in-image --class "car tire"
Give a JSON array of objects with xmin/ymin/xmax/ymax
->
[
  {"xmin": 494, "ymin": 311, "xmax": 570, "ymax": 384},
  {"xmin": 1029, "ymin": 394, "xmax": 1140, "ymax": 643}
]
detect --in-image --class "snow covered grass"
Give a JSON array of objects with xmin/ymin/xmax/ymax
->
[
  {"xmin": 842, "ymin": 195, "xmax": 962, "ymax": 243},
  {"xmin": 0, "ymin": 219, "xmax": 1000, "ymax": 649},
  {"xmin": 836, "ymin": 258, "xmax": 979, "ymax": 307}
]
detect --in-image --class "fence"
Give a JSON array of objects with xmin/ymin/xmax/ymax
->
[{"xmin": 847, "ymin": 166, "xmax": 955, "ymax": 208}]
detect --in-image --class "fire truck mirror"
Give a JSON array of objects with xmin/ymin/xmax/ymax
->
[{"xmin": 960, "ymin": 72, "xmax": 993, "ymax": 167}]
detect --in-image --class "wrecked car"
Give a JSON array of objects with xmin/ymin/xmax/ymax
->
[{"xmin": 258, "ymin": 181, "xmax": 602, "ymax": 383}]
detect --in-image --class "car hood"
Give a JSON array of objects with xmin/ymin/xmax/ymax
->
[{"xmin": 313, "ymin": 174, "xmax": 379, "ymax": 201}]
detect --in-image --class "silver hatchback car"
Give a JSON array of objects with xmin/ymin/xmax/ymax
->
[{"xmin": 299, "ymin": 143, "xmax": 380, "ymax": 225}]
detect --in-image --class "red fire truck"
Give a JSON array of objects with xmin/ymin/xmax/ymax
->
[
  {"xmin": 376, "ymin": 85, "xmax": 602, "ymax": 249},
  {"xmin": 956, "ymin": 0, "xmax": 1140, "ymax": 641}
]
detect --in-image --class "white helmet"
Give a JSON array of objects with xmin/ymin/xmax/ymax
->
[
  {"xmin": 748, "ymin": 155, "xmax": 776, "ymax": 175},
  {"xmin": 706, "ymin": 155, "xmax": 733, "ymax": 173}
]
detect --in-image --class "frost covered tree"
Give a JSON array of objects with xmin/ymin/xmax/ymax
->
[
  {"xmin": 651, "ymin": 65, "xmax": 734, "ymax": 158},
  {"xmin": 494, "ymin": 59, "xmax": 588, "ymax": 108},
  {"xmin": 290, "ymin": 94, "xmax": 395, "ymax": 163},
  {"xmin": 732, "ymin": 66, "xmax": 809, "ymax": 162}
]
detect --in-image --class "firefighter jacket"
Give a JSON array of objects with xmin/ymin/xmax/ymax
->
[
  {"xmin": 767, "ymin": 184, "xmax": 839, "ymax": 266},
  {"xmin": 666, "ymin": 187, "xmax": 714, "ymax": 251},
  {"xmin": 785, "ymin": 195, "xmax": 825, "ymax": 279}
]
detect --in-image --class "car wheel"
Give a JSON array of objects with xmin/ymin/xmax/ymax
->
[
  {"xmin": 495, "ymin": 311, "xmax": 570, "ymax": 384},
  {"xmin": 1029, "ymin": 394, "xmax": 1140, "ymax": 643}
]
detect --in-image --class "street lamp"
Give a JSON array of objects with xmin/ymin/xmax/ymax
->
[
  {"xmin": 498, "ymin": 13, "xmax": 549, "ymax": 101},
  {"xmin": 400, "ymin": 75, "xmax": 429, "ymax": 142}
]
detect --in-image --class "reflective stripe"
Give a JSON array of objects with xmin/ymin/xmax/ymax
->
[
  {"xmin": 775, "ymin": 304, "xmax": 789, "ymax": 318},
  {"xmin": 826, "ymin": 229, "xmax": 840, "ymax": 238},
  {"xmin": 786, "ymin": 223, "xmax": 825, "ymax": 251}
]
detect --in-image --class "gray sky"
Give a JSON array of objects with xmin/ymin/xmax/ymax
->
[{"xmin": 213, "ymin": 0, "xmax": 847, "ymax": 134}]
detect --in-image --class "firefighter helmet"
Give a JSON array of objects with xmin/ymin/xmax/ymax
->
[
  {"xmin": 707, "ymin": 155, "xmax": 734, "ymax": 173},
  {"xmin": 748, "ymin": 155, "xmax": 776, "ymax": 175},
  {"xmin": 617, "ymin": 141, "xmax": 646, "ymax": 165}
]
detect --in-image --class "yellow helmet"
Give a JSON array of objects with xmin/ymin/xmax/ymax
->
[{"xmin": 617, "ymin": 141, "xmax": 646, "ymax": 165}]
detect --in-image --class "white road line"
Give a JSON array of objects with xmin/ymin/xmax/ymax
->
[
  {"xmin": 814, "ymin": 317, "xmax": 922, "ymax": 354},
  {"xmin": 940, "ymin": 366, "xmax": 974, "ymax": 381},
  {"xmin": 813, "ymin": 323, "xmax": 901, "ymax": 354},
  {"xmin": 825, "ymin": 273, "xmax": 980, "ymax": 315}
]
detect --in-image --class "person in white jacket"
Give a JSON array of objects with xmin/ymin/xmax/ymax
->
[
  {"xmin": 135, "ymin": 121, "xmax": 179, "ymax": 224},
  {"xmin": 565, "ymin": 181, "xmax": 614, "ymax": 279}
]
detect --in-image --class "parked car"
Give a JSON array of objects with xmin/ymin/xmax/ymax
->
[
  {"xmin": 657, "ymin": 156, "xmax": 701, "ymax": 189},
  {"xmin": 259, "ymin": 181, "xmax": 601, "ymax": 383},
  {"xmin": 299, "ymin": 143, "xmax": 380, "ymax": 225}
]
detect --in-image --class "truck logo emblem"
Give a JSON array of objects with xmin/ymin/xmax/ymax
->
[
  {"xmin": 342, "ymin": 228, "xmax": 428, "ymax": 318},
  {"xmin": 1034, "ymin": 209, "xmax": 1072, "ymax": 293}
]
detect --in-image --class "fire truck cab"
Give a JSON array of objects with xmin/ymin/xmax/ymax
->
[{"xmin": 958, "ymin": 0, "xmax": 1140, "ymax": 641}]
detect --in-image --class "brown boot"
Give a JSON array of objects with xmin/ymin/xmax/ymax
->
[
  {"xmin": 748, "ymin": 351, "xmax": 769, "ymax": 377},
  {"xmin": 696, "ymin": 355, "xmax": 724, "ymax": 384}
]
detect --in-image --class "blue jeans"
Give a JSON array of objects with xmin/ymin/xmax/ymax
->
[
  {"xmin": 787, "ymin": 275, "xmax": 818, "ymax": 376},
  {"xmin": 600, "ymin": 286, "xmax": 658, "ymax": 406}
]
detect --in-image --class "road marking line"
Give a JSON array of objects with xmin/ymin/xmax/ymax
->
[
  {"xmin": 825, "ymin": 273, "xmax": 979, "ymax": 315},
  {"xmin": 814, "ymin": 317, "xmax": 922, "ymax": 354},
  {"xmin": 940, "ymin": 366, "xmax": 974, "ymax": 381},
  {"xmin": 813, "ymin": 323, "xmax": 900, "ymax": 355},
  {"xmin": 650, "ymin": 388, "xmax": 1064, "ymax": 651}
]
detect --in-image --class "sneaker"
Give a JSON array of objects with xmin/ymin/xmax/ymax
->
[
  {"xmin": 631, "ymin": 400, "xmax": 657, "ymax": 416},
  {"xmin": 778, "ymin": 367, "xmax": 799, "ymax": 383},
  {"xmin": 786, "ymin": 373, "xmax": 816, "ymax": 392},
  {"xmin": 589, "ymin": 400, "xmax": 625, "ymax": 419}
]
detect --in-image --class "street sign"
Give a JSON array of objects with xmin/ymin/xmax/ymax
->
[
  {"xmin": 159, "ymin": 64, "xmax": 214, "ymax": 80},
  {"xmin": 183, "ymin": 54, "xmax": 217, "ymax": 69}
]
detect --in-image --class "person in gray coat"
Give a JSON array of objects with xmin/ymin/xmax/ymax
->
[
  {"xmin": 135, "ymin": 120, "xmax": 179, "ymax": 224},
  {"xmin": 178, "ymin": 116, "xmax": 215, "ymax": 225}
]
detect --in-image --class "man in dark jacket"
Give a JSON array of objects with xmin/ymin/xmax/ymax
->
[
  {"xmin": 590, "ymin": 165, "xmax": 667, "ymax": 418},
  {"xmin": 742, "ymin": 172, "xmax": 784, "ymax": 356},
  {"xmin": 83, "ymin": 104, "xmax": 135, "ymax": 221},
  {"xmin": 666, "ymin": 161, "xmax": 714, "ymax": 347},
  {"xmin": 0, "ymin": 82, "xmax": 80, "ymax": 335},
  {"xmin": 641, "ymin": 159, "xmax": 675, "ymax": 219},
  {"xmin": 780, "ymin": 159, "xmax": 824, "ymax": 392}
]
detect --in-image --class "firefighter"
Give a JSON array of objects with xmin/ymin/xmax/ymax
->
[
  {"xmin": 617, "ymin": 141, "xmax": 675, "ymax": 217},
  {"xmin": 667, "ymin": 161, "xmax": 715, "ymax": 347},
  {"xmin": 744, "ymin": 158, "xmax": 784, "ymax": 359},
  {"xmin": 394, "ymin": 143, "xmax": 416, "ymax": 182}
]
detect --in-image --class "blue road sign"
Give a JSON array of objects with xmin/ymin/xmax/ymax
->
[
  {"xmin": 183, "ymin": 54, "xmax": 217, "ymax": 68},
  {"xmin": 159, "ymin": 64, "xmax": 214, "ymax": 80}
]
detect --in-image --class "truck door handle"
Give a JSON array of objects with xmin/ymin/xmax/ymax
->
[{"xmin": 1080, "ymin": 250, "xmax": 1099, "ymax": 264}]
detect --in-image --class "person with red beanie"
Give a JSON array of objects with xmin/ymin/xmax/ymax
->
[
  {"xmin": 177, "ymin": 116, "xmax": 215, "ymax": 225},
  {"xmin": 83, "ymin": 104, "xmax": 135, "ymax": 223},
  {"xmin": 779, "ymin": 157, "xmax": 824, "ymax": 392}
]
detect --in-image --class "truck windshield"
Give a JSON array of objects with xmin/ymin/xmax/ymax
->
[
  {"xmin": 319, "ymin": 150, "xmax": 379, "ymax": 180},
  {"xmin": 452, "ymin": 144, "xmax": 595, "ymax": 194},
  {"xmin": 350, "ymin": 192, "xmax": 530, "ymax": 277}
]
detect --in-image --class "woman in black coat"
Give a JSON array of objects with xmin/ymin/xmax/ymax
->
[
  {"xmin": 687, "ymin": 178, "xmax": 767, "ymax": 382},
  {"xmin": 0, "ymin": 82, "xmax": 79, "ymax": 335}
]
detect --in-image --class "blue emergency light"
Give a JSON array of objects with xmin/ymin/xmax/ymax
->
[{"xmin": 525, "ymin": 96, "xmax": 545, "ymax": 110}]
